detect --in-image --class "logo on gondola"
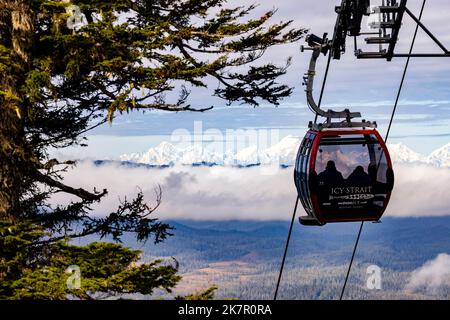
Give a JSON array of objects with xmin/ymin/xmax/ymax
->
[
  {"xmin": 329, "ymin": 194, "xmax": 374, "ymax": 200},
  {"xmin": 329, "ymin": 186, "xmax": 374, "ymax": 200},
  {"xmin": 331, "ymin": 186, "xmax": 373, "ymax": 195}
]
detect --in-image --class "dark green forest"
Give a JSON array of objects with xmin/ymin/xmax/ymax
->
[{"xmin": 80, "ymin": 217, "xmax": 450, "ymax": 300}]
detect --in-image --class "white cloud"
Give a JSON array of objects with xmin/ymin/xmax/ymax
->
[
  {"xmin": 387, "ymin": 164, "xmax": 450, "ymax": 217},
  {"xmin": 405, "ymin": 253, "xmax": 450, "ymax": 294},
  {"xmin": 50, "ymin": 161, "xmax": 450, "ymax": 220}
]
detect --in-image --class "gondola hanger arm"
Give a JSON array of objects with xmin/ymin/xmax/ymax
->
[{"xmin": 301, "ymin": 34, "xmax": 376, "ymax": 129}]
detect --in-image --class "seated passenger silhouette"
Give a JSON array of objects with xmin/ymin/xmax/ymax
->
[
  {"xmin": 317, "ymin": 160, "xmax": 344, "ymax": 186},
  {"xmin": 346, "ymin": 165, "xmax": 372, "ymax": 185}
]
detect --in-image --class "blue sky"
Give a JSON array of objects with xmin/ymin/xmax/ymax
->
[{"xmin": 62, "ymin": 0, "xmax": 450, "ymax": 158}]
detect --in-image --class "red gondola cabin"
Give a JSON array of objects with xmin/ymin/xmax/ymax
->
[{"xmin": 294, "ymin": 128, "xmax": 394, "ymax": 226}]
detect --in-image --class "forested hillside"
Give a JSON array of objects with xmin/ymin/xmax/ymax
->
[{"xmin": 89, "ymin": 217, "xmax": 450, "ymax": 299}]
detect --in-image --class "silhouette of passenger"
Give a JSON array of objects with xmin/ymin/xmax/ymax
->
[
  {"xmin": 347, "ymin": 165, "xmax": 371, "ymax": 185},
  {"xmin": 317, "ymin": 160, "xmax": 344, "ymax": 186}
]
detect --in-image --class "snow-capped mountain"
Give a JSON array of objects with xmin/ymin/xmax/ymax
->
[
  {"xmin": 427, "ymin": 143, "xmax": 450, "ymax": 167},
  {"xmin": 119, "ymin": 135, "xmax": 302, "ymax": 167},
  {"xmin": 387, "ymin": 143, "xmax": 428, "ymax": 165},
  {"xmin": 260, "ymin": 135, "xmax": 300, "ymax": 166},
  {"xmin": 389, "ymin": 142, "xmax": 450, "ymax": 167},
  {"xmin": 119, "ymin": 136, "xmax": 450, "ymax": 168},
  {"xmin": 226, "ymin": 146, "xmax": 260, "ymax": 167},
  {"xmin": 121, "ymin": 141, "xmax": 180, "ymax": 166}
]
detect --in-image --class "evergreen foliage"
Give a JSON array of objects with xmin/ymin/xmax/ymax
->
[{"xmin": 0, "ymin": 0, "xmax": 305, "ymax": 298}]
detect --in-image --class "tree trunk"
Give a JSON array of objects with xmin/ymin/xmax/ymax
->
[{"xmin": 0, "ymin": 0, "xmax": 34, "ymax": 219}]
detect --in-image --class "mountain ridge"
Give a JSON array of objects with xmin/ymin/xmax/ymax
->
[{"xmin": 118, "ymin": 135, "xmax": 450, "ymax": 168}]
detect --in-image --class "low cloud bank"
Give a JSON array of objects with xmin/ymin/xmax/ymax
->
[
  {"xmin": 406, "ymin": 253, "xmax": 450, "ymax": 294},
  {"xmin": 49, "ymin": 162, "xmax": 450, "ymax": 220}
]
